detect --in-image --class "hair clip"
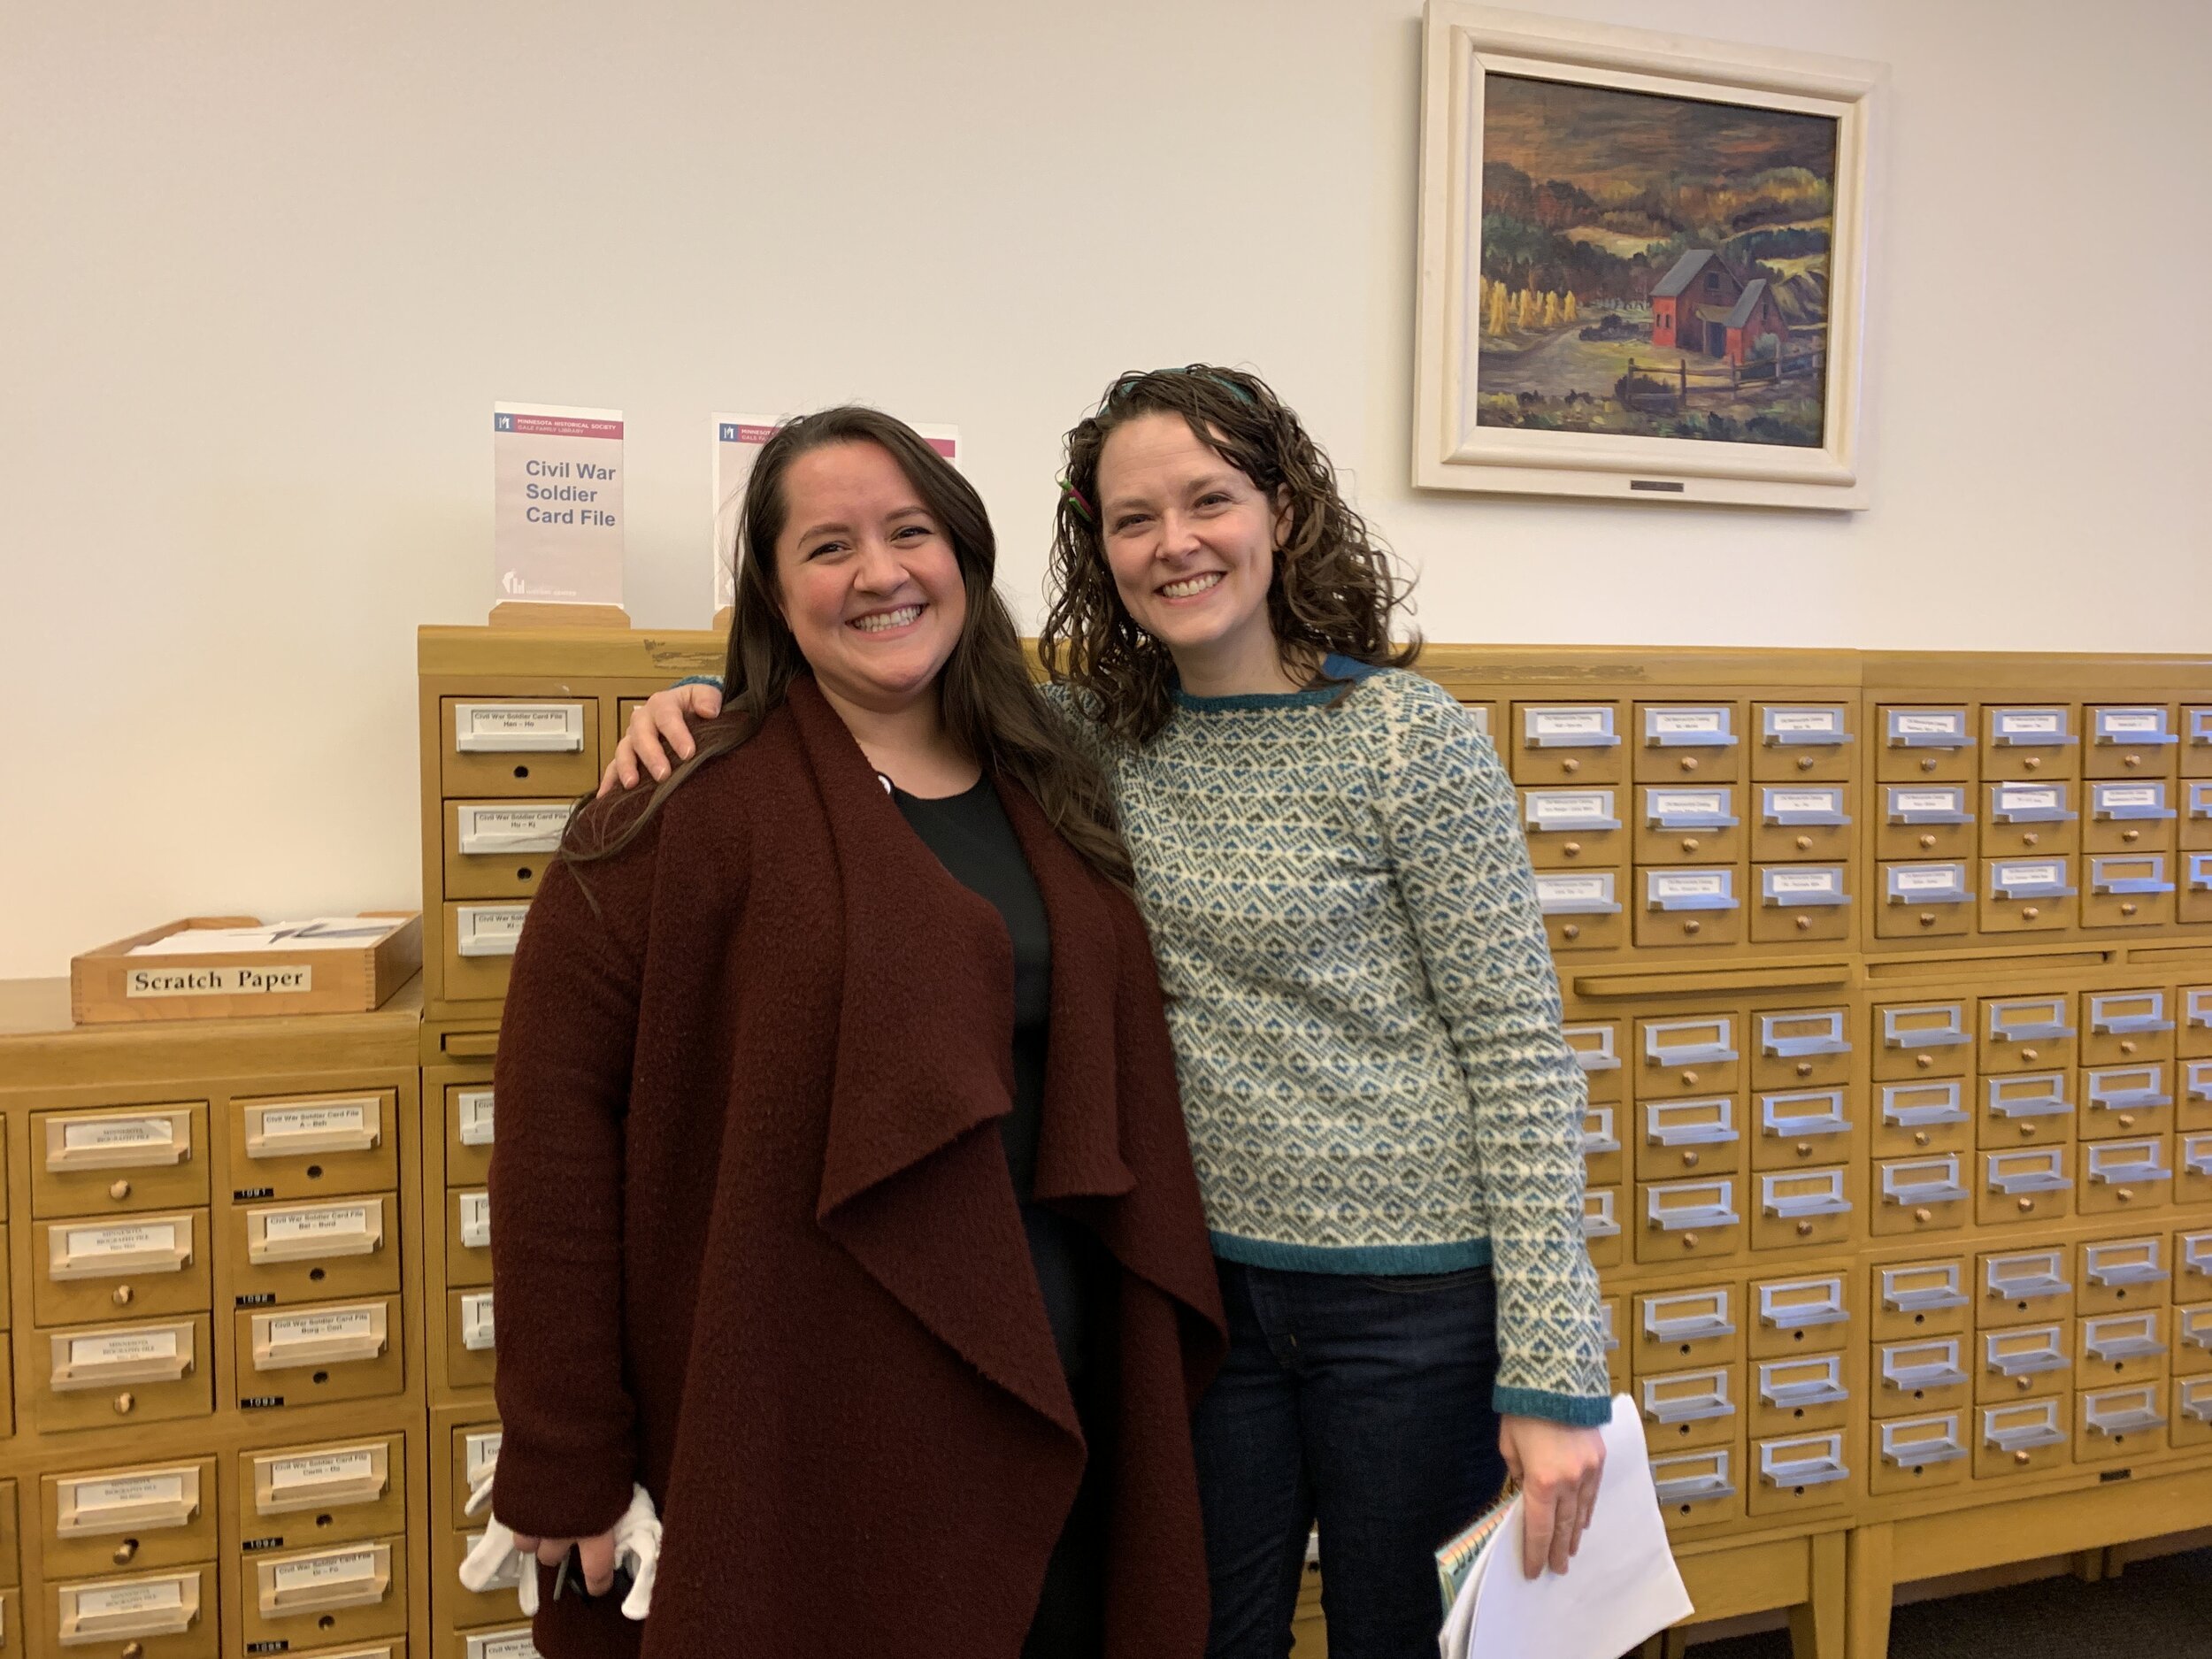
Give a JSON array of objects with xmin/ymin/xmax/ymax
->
[{"xmin": 1058, "ymin": 478, "xmax": 1096, "ymax": 524}]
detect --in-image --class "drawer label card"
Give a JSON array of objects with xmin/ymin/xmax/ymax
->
[
  {"xmin": 457, "ymin": 803, "xmax": 575, "ymax": 854},
  {"xmin": 466, "ymin": 1432, "xmax": 504, "ymax": 1483},
  {"xmin": 262, "ymin": 1204, "xmax": 374, "ymax": 1246},
  {"xmin": 1529, "ymin": 708, "xmax": 1608, "ymax": 738},
  {"xmin": 257, "ymin": 1103, "xmax": 367, "ymax": 1141},
  {"xmin": 77, "ymin": 1580, "xmax": 186, "ymax": 1617},
  {"xmin": 457, "ymin": 905, "xmax": 531, "ymax": 957},
  {"xmin": 268, "ymin": 1449, "xmax": 379, "ymax": 1494},
  {"xmin": 64, "ymin": 1220, "xmax": 180, "ymax": 1259},
  {"xmin": 1647, "ymin": 788, "xmax": 1729, "ymax": 818},
  {"xmin": 62, "ymin": 1117, "xmax": 177, "ymax": 1152},
  {"xmin": 1766, "ymin": 787, "xmax": 1845, "ymax": 817},
  {"xmin": 463, "ymin": 1293, "xmax": 497, "ymax": 1349},
  {"xmin": 1765, "ymin": 707, "xmax": 1846, "ymax": 738},
  {"xmin": 2098, "ymin": 710, "xmax": 2162, "ymax": 735},
  {"xmin": 1647, "ymin": 708, "xmax": 1729, "ymax": 737},
  {"xmin": 1892, "ymin": 711, "xmax": 1966, "ymax": 738},
  {"xmin": 2095, "ymin": 784, "xmax": 2163, "ymax": 810},
  {"xmin": 465, "ymin": 1535, "xmax": 526, "ymax": 1589},
  {"xmin": 1993, "ymin": 784, "xmax": 2063, "ymax": 815},
  {"xmin": 470, "ymin": 1634, "xmax": 544, "ymax": 1659},
  {"xmin": 457, "ymin": 1090, "xmax": 496, "ymax": 1145},
  {"xmin": 1893, "ymin": 865, "xmax": 1965, "ymax": 893},
  {"xmin": 69, "ymin": 1472, "xmax": 189, "ymax": 1512},
  {"xmin": 270, "ymin": 1309, "xmax": 378, "ymax": 1344},
  {"xmin": 273, "ymin": 1548, "xmax": 381, "ymax": 1593},
  {"xmin": 1651, "ymin": 872, "xmax": 1724, "ymax": 898},
  {"xmin": 1891, "ymin": 788, "xmax": 1966, "ymax": 814},
  {"xmin": 73, "ymin": 1330, "xmax": 180, "ymax": 1366},
  {"xmin": 1527, "ymin": 790, "xmax": 1614, "ymax": 826},
  {"xmin": 456, "ymin": 703, "xmax": 586, "ymax": 750},
  {"xmin": 460, "ymin": 1192, "xmax": 492, "ymax": 1248},
  {"xmin": 1533, "ymin": 872, "xmax": 1618, "ymax": 914},
  {"xmin": 1993, "ymin": 709, "xmax": 2065, "ymax": 739}
]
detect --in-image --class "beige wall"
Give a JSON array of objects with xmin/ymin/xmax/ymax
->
[{"xmin": 4, "ymin": 0, "xmax": 2208, "ymax": 977}]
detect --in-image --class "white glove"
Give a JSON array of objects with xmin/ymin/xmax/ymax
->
[{"xmin": 459, "ymin": 1456, "xmax": 660, "ymax": 1621}]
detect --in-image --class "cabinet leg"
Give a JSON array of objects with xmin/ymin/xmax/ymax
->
[
  {"xmin": 1845, "ymin": 1522, "xmax": 1895, "ymax": 1659},
  {"xmin": 1788, "ymin": 1531, "xmax": 1847, "ymax": 1659}
]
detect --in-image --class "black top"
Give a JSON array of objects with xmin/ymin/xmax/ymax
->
[{"xmin": 889, "ymin": 775, "xmax": 1101, "ymax": 1380}]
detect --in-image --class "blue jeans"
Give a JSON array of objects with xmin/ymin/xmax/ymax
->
[{"xmin": 1193, "ymin": 1257, "xmax": 1508, "ymax": 1659}]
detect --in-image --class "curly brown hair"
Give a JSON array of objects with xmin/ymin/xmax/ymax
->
[{"xmin": 1038, "ymin": 364, "xmax": 1419, "ymax": 746}]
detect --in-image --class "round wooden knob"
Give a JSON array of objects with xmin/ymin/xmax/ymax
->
[
  {"xmin": 1914, "ymin": 1207, "xmax": 1932, "ymax": 1224},
  {"xmin": 2124, "ymin": 753, "xmax": 2142, "ymax": 769},
  {"xmin": 1680, "ymin": 757, "xmax": 1700, "ymax": 772},
  {"xmin": 1681, "ymin": 1233, "xmax": 1699, "ymax": 1249},
  {"xmin": 2024, "ymin": 756, "xmax": 2043, "ymax": 771},
  {"xmin": 1795, "ymin": 834, "xmax": 1813, "ymax": 850},
  {"xmin": 2024, "ymin": 906, "xmax": 2041, "ymax": 920},
  {"xmin": 1684, "ymin": 919, "xmax": 1702, "ymax": 935},
  {"xmin": 1682, "ymin": 1151, "xmax": 1700, "ymax": 1169},
  {"xmin": 1918, "ymin": 912, "xmax": 1938, "ymax": 927},
  {"xmin": 2016, "ymin": 1449, "xmax": 2032, "ymax": 1464},
  {"xmin": 2023, "ymin": 832, "xmax": 2040, "ymax": 846},
  {"xmin": 2020, "ymin": 1123, "xmax": 2038, "ymax": 1138},
  {"xmin": 2017, "ymin": 1375, "xmax": 2033, "ymax": 1391},
  {"xmin": 1796, "ymin": 1061, "xmax": 1814, "ymax": 1078},
  {"xmin": 1916, "ymin": 1054, "xmax": 1935, "ymax": 1070},
  {"xmin": 109, "ymin": 1179, "xmax": 132, "ymax": 1201},
  {"xmin": 1680, "ymin": 836, "xmax": 1701, "ymax": 853},
  {"xmin": 1795, "ymin": 1142, "xmax": 1814, "ymax": 1158},
  {"xmin": 1795, "ymin": 915, "xmax": 1813, "ymax": 932},
  {"xmin": 124, "ymin": 1645, "xmax": 146, "ymax": 1659},
  {"xmin": 1921, "ymin": 757, "xmax": 1939, "ymax": 772},
  {"xmin": 2124, "ymin": 828, "xmax": 2141, "ymax": 843},
  {"xmin": 2021, "ymin": 1047, "xmax": 2039, "ymax": 1060},
  {"xmin": 1797, "ymin": 756, "xmax": 1815, "ymax": 771},
  {"xmin": 112, "ymin": 1540, "xmax": 138, "ymax": 1565},
  {"xmin": 2120, "ymin": 1040, "xmax": 2137, "ymax": 1056},
  {"xmin": 1562, "ymin": 757, "xmax": 1582, "ymax": 774},
  {"xmin": 1681, "ymin": 1070, "xmax": 1700, "ymax": 1086},
  {"xmin": 1563, "ymin": 840, "xmax": 1583, "ymax": 856},
  {"xmin": 2118, "ymin": 1187, "xmax": 2135, "ymax": 1202},
  {"xmin": 2122, "ymin": 902, "xmax": 2139, "ymax": 917},
  {"xmin": 2019, "ymin": 1196, "xmax": 2036, "ymax": 1211},
  {"xmin": 1914, "ymin": 1131, "xmax": 1931, "ymax": 1147},
  {"xmin": 1563, "ymin": 924, "xmax": 1581, "ymax": 941},
  {"xmin": 112, "ymin": 1285, "xmax": 134, "ymax": 1307},
  {"xmin": 113, "ymin": 1391, "xmax": 136, "ymax": 1415},
  {"xmin": 1797, "ymin": 1219, "xmax": 1815, "ymax": 1236},
  {"xmin": 1919, "ymin": 833, "xmax": 1938, "ymax": 849},
  {"xmin": 2118, "ymin": 1113, "xmax": 2136, "ymax": 1128}
]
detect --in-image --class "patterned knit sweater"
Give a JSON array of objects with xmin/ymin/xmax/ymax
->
[{"xmin": 1044, "ymin": 658, "xmax": 1609, "ymax": 1425}]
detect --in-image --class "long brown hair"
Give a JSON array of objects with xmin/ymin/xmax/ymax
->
[
  {"xmin": 564, "ymin": 405, "xmax": 1133, "ymax": 887},
  {"xmin": 1038, "ymin": 364, "xmax": 1418, "ymax": 746}
]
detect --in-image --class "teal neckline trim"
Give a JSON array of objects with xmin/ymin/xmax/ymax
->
[{"xmin": 1171, "ymin": 653, "xmax": 1380, "ymax": 713}]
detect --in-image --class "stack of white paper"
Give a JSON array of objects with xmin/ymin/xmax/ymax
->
[{"xmin": 1440, "ymin": 1397, "xmax": 1693, "ymax": 1659}]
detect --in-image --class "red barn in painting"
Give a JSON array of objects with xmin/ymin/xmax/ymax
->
[{"xmin": 1650, "ymin": 250, "xmax": 1790, "ymax": 365}]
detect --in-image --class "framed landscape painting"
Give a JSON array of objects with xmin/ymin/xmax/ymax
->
[{"xmin": 1414, "ymin": 4, "xmax": 1882, "ymax": 508}]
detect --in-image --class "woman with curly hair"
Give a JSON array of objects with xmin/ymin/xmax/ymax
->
[{"xmin": 611, "ymin": 368, "xmax": 1609, "ymax": 1658}]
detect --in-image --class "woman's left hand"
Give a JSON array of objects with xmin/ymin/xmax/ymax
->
[{"xmin": 1498, "ymin": 1415, "xmax": 1605, "ymax": 1578}]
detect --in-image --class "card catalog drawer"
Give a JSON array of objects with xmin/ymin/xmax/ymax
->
[
  {"xmin": 1751, "ymin": 1009, "xmax": 1852, "ymax": 1091},
  {"xmin": 1978, "ymin": 1073, "xmax": 2074, "ymax": 1151},
  {"xmin": 1871, "ymin": 1411, "xmax": 1968, "ymax": 1496},
  {"xmin": 2083, "ymin": 855, "xmax": 2175, "ymax": 928},
  {"xmin": 1637, "ymin": 1178, "xmax": 1744, "ymax": 1263},
  {"xmin": 1582, "ymin": 1187, "xmax": 1623, "ymax": 1270},
  {"xmin": 35, "ymin": 1212, "xmax": 207, "ymax": 1326},
  {"xmin": 1510, "ymin": 703, "xmax": 1623, "ymax": 786},
  {"xmin": 1633, "ymin": 1286, "xmax": 1740, "ymax": 1373},
  {"xmin": 2180, "ymin": 1132, "xmax": 2212, "ymax": 1206},
  {"xmin": 1876, "ymin": 1080, "xmax": 1970, "ymax": 1161},
  {"xmin": 1747, "ymin": 1430, "xmax": 1851, "ymax": 1517},
  {"xmin": 2173, "ymin": 1376, "xmax": 2212, "ymax": 1448},
  {"xmin": 239, "ymin": 1436, "xmax": 407, "ymax": 1550},
  {"xmin": 1636, "ymin": 1017, "xmax": 1740, "ymax": 1097},
  {"xmin": 228, "ymin": 1090, "xmax": 398, "ymax": 1202},
  {"xmin": 1749, "ymin": 866, "xmax": 1851, "ymax": 944},
  {"xmin": 2084, "ymin": 1064, "xmax": 2173, "ymax": 1140},
  {"xmin": 1976, "ymin": 1398, "xmax": 2069, "ymax": 1479},
  {"xmin": 1639, "ymin": 1365, "xmax": 1740, "ymax": 1450},
  {"xmin": 1752, "ymin": 704, "xmax": 1851, "ymax": 782},
  {"xmin": 1634, "ymin": 864, "xmax": 1744, "ymax": 949},
  {"xmin": 239, "ymin": 1538, "xmax": 405, "ymax": 1651},
  {"xmin": 32, "ymin": 1107, "xmax": 206, "ymax": 1219},
  {"xmin": 1871, "ymin": 1258, "xmax": 1969, "ymax": 1343},
  {"xmin": 452, "ymin": 1626, "xmax": 538, "ymax": 1659},
  {"xmin": 1878, "ymin": 707, "xmax": 1973, "ymax": 782},
  {"xmin": 1871, "ymin": 1155, "xmax": 1969, "ymax": 1238},
  {"xmin": 2076, "ymin": 1382, "xmax": 2168, "ymax": 1462},
  {"xmin": 1978, "ymin": 1247, "xmax": 2073, "ymax": 1328},
  {"xmin": 449, "ymin": 1424, "xmax": 503, "ymax": 1519},
  {"xmin": 1980, "ymin": 995, "xmax": 2076, "ymax": 1073},
  {"xmin": 1984, "ymin": 780, "xmax": 2079, "ymax": 857},
  {"xmin": 1634, "ymin": 703, "xmax": 1741, "ymax": 782},
  {"xmin": 2085, "ymin": 704, "xmax": 2178, "ymax": 781},
  {"xmin": 33, "ymin": 1317, "xmax": 210, "ymax": 1433},
  {"xmin": 1980, "ymin": 857, "xmax": 2078, "ymax": 933},
  {"xmin": 40, "ymin": 1460, "xmax": 214, "ymax": 1579},
  {"xmin": 1752, "ymin": 785, "xmax": 1851, "ymax": 864},
  {"xmin": 2085, "ymin": 990, "xmax": 2177, "ymax": 1066},
  {"xmin": 1873, "ymin": 1335, "xmax": 1970, "ymax": 1417},
  {"xmin": 1977, "ymin": 1146, "xmax": 2075, "ymax": 1227},
  {"xmin": 234, "ymin": 1299, "xmax": 403, "ymax": 1411},
  {"xmin": 1872, "ymin": 1002, "xmax": 1971, "ymax": 1082},
  {"xmin": 1982, "ymin": 706, "xmax": 2078, "ymax": 780},
  {"xmin": 2185, "ymin": 1061, "xmax": 2212, "ymax": 1133},
  {"xmin": 2080, "ymin": 1136, "xmax": 2173, "ymax": 1217},
  {"xmin": 1749, "ymin": 1354, "xmax": 1850, "ymax": 1438},
  {"xmin": 1636, "ymin": 1097, "xmax": 1743, "ymax": 1183},
  {"xmin": 440, "ymin": 1527, "xmax": 524, "ymax": 1624},
  {"xmin": 48, "ymin": 1566, "xmax": 211, "ymax": 1659},
  {"xmin": 1975, "ymin": 1323, "xmax": 2070, "ymax": 1404},
  {"xmin": 2078, "ymin": 1309, "xmax": 2170, "ymax": 1387},
  {"xmin": 1632, "ymin": 787, "xmax": 1741, "ymax": 864},
  {"xmin": 1747, "ymin": 1274, "xmax": 1849, "ymax": 1360},
  {"xmin": 1519, "ymin": 787, "xmax": 1624, "ymax": 868},
  {"xmin": 1878, "ymin": 784, "xmax": 1974, "ymax": 863},
  {"xmin": 444, "ymin": 902, "xmax": 528, "ymax": 1001},
  {"xmin": 1651, "ymin": 1443, "xmax": 1743, "ymax": 1533},
  {"xmin": 448, "ymin": 1291, "xmax": 498, "ymax": 1391},
  {"xmin": 2078, "ymin": 1235, "xmax": 2168, "ymax": 1317},
  {"xmin": 442, "ymin": 699, "xmax": 598, "ymax": 797},
  {"xmin": 1533, "ymin": 872, "xmax": 1624, "ymax": 952},
  {"xmin": 1752, "ymin": 1168, "xmax": 1852, "ymax": 1251},
  {"xmin": 447, "ymin": 1190, "xmax": 493, "ymax": 1289},
  {"xmin": 227, "ymin": 1194, "xmax": 399, "ymax": 1304},
  {"xmin": 1752, "ymin": 1088, "xmax": 1852, "ymax": 1171},
  {"xmin": 1877, "ymin": 864, "xmax": 1972, "ymax": 938},
  {"xmin": 445, "ymin": 1084, "xmax": 497, "ymax": 1186},
  {"xmin": 1580, "ymin": 1107, "xmax": 1623, "ymax": 1188},
  {"xmin": 2085, "ymin": 780, "xmax": 2177, "ymax": 856},
  {"xmin": 445, "ymin": 800, "xmax": 575, "ymax": 900}
]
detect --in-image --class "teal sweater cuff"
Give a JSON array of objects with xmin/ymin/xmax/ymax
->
[{"xmin": 1494, "ymin": 1385, "xmax": 1613, "ymax": 1427}]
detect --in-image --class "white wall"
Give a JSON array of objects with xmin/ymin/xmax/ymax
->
[{"xmin": 4, "ymin": 0, "xmax": 2208, "ymax": 979}]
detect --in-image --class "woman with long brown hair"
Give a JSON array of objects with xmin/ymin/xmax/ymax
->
[
  {"xmin": 488, "ymin": 405, "xmax": 1225, "ymax": 1659},
  {"xmin": 614, "ymin": 370, "xmax": 1610, "ymax": 1657}
]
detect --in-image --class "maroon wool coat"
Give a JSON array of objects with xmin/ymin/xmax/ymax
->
[{"xmin": 488, "ymin": 674, "xmax": 1226, "ymax": 1659}]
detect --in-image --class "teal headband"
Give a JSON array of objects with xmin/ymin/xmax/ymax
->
[{"xmin": 1107, "ymin": 365, "xmax": 1258, "ymax": 407}]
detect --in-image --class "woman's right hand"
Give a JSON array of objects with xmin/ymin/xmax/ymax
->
[
  {"xmin": 511, "ymin": 1525, "xmax": 623, "ymax": 1597},
  {"xmin": 599, "ymin": 683, "xmax": 725, "ymax": 795}
]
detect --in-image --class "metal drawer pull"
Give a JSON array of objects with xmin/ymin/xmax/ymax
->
[
  {"xmin": 1986, "ymin": 1156, "xmax": 2073, "ymax": 1196},
  {"xmin": 1650, "ymin": 1456, "xmax": 1736, "ymax": 1506},
  {"xmin": 1524, "ymin": 792, "xmax": 1622, "ymax": 833},
  {"xmin": 1761, "ymin": 789, "xmax": 1849, "ymax": 828},
  {"xmin": 2087, "ymin": 1071, "xmax": 2171, "ymax": 1112},
  {"xmin": 2084, "ymin": 1319, "xmax": 2166, "ymax": 1363},
  {"xmin": 1758, "ymin": 1280, "xmax": 1847, "ymax": 1330},
  {"xmin": 1763, "ymin": 1174, "xmax": 1851, "ymax": 1219},
  {"xmin": 2086, "ymin": 1146, "xmax": 2171, "ymax": 1185},
  {"xmin": 1643, "ymin": 1298, "xmax": 1735, "ymax": 1343},
  {"xmin": 1984, "ymin": 1256, "xmax": 2070, "ymax": 1299},
  {"xmin": 1643, "ymin": 1022, "xmax": 1737, "ymax": 1066},
  {"xmin": 1886, "ymin": 710, "xmax": 1970, "ymax": 748},
  {"xmin": 1983, "ymin": 1330, "xmax": 2068, "ymax": 1377},
  {"xmin": 1647, "ymin": 1187, "xmax": 1740, "ymax": 1231},
  {"xmin": 2185, "ymin": 1233, "xmax": 2212, "ymax": 1274},
  {"xmin": 1640, "ymin": 1373, "xmax": 1733, "ymax": 1425},
  {"xmin": 2180, "ymin": 1382, "xmax": 2212, "ymax": 1424},
  {"xmin": 2088, "ymin": 997, "xmax": 2173, "ymax": 1035},
  {"xmin": 1882, "ymin": 1343, "xmax": 1966, "ymax": 1391},
  {"xmin": 454, "ymin": 701, "xmax": 585, "ymax": 753},
  {"xmin": 1762, "ymin": 706, "xmax": 1848, "ymax": 745},
  {"xmin": 1882, "ymin": 1270, "xmax": 1967, "ymax": 1314},
  {"xmin": 1879, "ymin": 1417, "xmax": 1966, "ymax": 1466},
  {"xmin": 1524, "ymin": 706, "xmax": 1620, "ymax": 749},
  {"xmin": 2185, "ymin": 1138, "xmax": 2212, "ymax": 1177},
  {"xmin": 1643, "ymin": 707, "xmax": 1736, "ymax": 748},
  {"xmin": 1985, "ymin": 1077, "xmax": 2073, "ymax": 1119},
  {"xmin": 2084, "ymin": 1246, "xmax": 2167, "ymax": 1289},
  {"xmin": 1989, "ymin": 784, "xmax": 2077, "ymax": 825},
  {"xmin": 1885, "ymin": 1084, "xmax": 1968, "ymax": 1127},
  {"xmin": 1986, "ymin": 1002, "xmax": 2072, "ymax": 1041},
  {"xmin": 1579, "ymin": 1110, "xmax": 1621, "ymax": 1157},
  {"xmin": 1762, "ymin": 1092, "xmax": 1849, "ymax": 1138},
  {"xmin": 1647, "ymin": 1102, "xmax": 1740, "ymax": 1147},
  {"xmin": 1759, "ymin": 1358, "xmax": 1847, "ymax": 1409},
  {"xmin": 2085, "ymin": 1394, "xmax": 2166, "ymax": 1437},
  {"xmin": 1535, "ymin": 873, "xmax": 1623, "ymax": 916},
  {"xmin": 2093, "ymin": 708, "xmax": 2177, "ymax": 745},
  {"xmin": 1644, "ymin": 791, "xmax": 1740, "ymax": 830},
  {"xmin": 1989, "ymin": 862, "xmax": 2076, "ymax": 900},
  {"xmin": 1757, "ymin": 1436, "xmax": 1848, "ymax": 1488},
  {"xmin": 2091, "ymin": 785, "xmax": 2176, "ymax": 822},
  {"xmin": 1984, "ymin": 1409, "xmax": 2066, "ymax": 1453},
  {"xmin": 2090, "ymin": 860, "xmax": 2176, "ymax": 896},
  {"xmin": 1582, "ymin": 1199, "xmax": 1620, "ymax": 1240},
  {"xmin": 1646, "ymin": 870, "xmax": 1740, "ymax": 912},
  {"xmin": 2187, "ymin": 1063, "xmax": 2212, "ymax": 1103},
  {"xmin": 1881, "ymin": 1160, "xmax": 1967, "ymax": 1206},
  {"xmin": 1882, "ymin": 1007, "xmax": 1969, "ymax": 1049},
  {"xmin": 1990, "ymin": 709, "xmax": 2074, "ymax": 747},
  {"xmin": 1759, "ymin": 1012, "xmax": 1848, "ymax": 1057},
  {"xmin": 1886, "ymin": 788, "xmax": 1971, "ymax": 825},
  {"xmin": 1563, "ymin": 1027, "xmax": 1622, "ymax": 1072}
]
